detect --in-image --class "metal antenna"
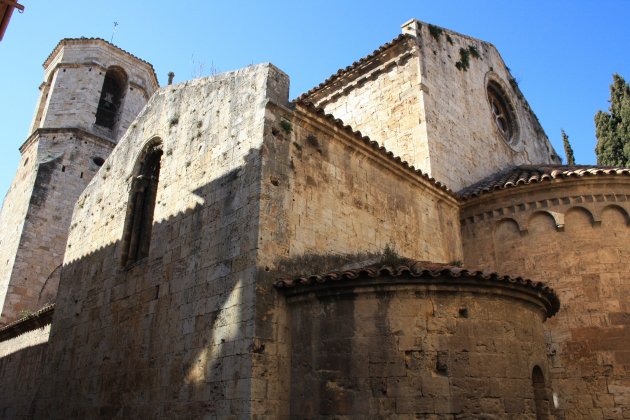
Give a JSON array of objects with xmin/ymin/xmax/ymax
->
[{"xmin": 110, "ymin": 21, "xmax": 118, "ymax": 43}]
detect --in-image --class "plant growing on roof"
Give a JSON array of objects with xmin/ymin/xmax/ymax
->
[
  {"xmin": 468, "ymin": 45, "xmax": 480, "ymax": 59},
  {"xmin": 428, "ymin": 24, "xmax": 443, "ymax": 41},
  {"xmin": 380, "ymin": 243, "xmax": 406, "ymax": 267},
  {"xmin": 455, "ymin": 47, "xmax": 471, "ymax": 71},
  {"xmin": 280, "ymin": 119, "xmax": 293, "ymax": 133}
]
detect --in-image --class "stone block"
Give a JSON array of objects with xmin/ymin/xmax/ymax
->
[{"xmin": 396, "ymin": 397, "xmax": 435, "ymax": 414}]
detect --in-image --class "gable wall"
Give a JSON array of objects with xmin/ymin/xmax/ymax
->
[
  {"xmin": 412, "ymin": 22, "xmax": 559, "ymax": 191},
  {"xmin": 304, "ymin": 22, "xmax": 561, "ymax": 192}
]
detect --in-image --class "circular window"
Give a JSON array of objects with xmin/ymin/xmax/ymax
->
[
  {"xmin": 487, "ymin": 80, "xmax": 519, "ymax": 146},
  {"xmin": 92, "ymin": 157, "xmax": 105, "ymax": 167}
]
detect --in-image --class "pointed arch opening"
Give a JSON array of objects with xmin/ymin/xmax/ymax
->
[
  {"xmin": 95, "ymin": 66, "xmax": 128, "ymax": 129},
  {"xmin": 121, "ymin": 139, "xmax": 163, "ymax": 267}
]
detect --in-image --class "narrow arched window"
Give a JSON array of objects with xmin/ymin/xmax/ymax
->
[
  {"xmin": 121, "ymin": 141, "xmax": 163, "ymax": 266},
  {"xmin": 532, "ymin": 365, "xmax": 550, "ymax": 420},
  {"xmin": 95, "ymin": 66, "xmax": 128, "ymax": 129}
]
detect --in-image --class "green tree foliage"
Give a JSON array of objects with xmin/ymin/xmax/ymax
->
[
  {"xmin": 562, "ymin": 129, "xmax": 575, "ymax": 165},
  {"xmin": 595, "ymin": 74, "xmax": 630, "ymax": 166}
]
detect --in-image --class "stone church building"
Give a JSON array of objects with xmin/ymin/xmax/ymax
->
[{"xmin": 0, "ymin": 19, "xmax": 628, "ymax": 419}]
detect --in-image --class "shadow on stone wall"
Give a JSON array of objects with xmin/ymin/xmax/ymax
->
[
  {"xmin": 282, "ymin": 272, "xmax": 556, "ymax": 418},
  {"xmin": 0, "ymin": 148, "xmax": 269, "ymax": 418},
  {"xmin": 0, "ymin": 342, "xmax": 49, "ymax": 419}
]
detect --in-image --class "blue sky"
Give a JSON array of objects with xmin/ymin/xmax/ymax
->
[{"xmin": 0, "ymin": 1, "xmax": 629, "ymax": 200}]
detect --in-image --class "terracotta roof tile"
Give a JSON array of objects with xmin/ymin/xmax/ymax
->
[
  {"xmin": 0, "ymin": 303, "xmax": 55, "ymax": 342},
  {"xmin": 296, "ymin": 34, "xmax": 414, "ymax": 102},
  {"xmin": 275, "ymin": 260, "xmax": 559, "ymax": 317},
  {"xmin": 295, "ymin": 101, "xmax": 455, "ymax": 198},
  {"xmin": 458, "ymin": 165, "xmax": 630, "ymax": 199}
]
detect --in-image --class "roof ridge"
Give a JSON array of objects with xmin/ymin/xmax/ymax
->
[{"xmin": 406, "ymin": 19, "xmax": 494, "ymax": 47}]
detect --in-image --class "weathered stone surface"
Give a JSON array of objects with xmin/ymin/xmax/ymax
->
[
  {"xmin": 32, "ymin": 38, "xmax": 157, "ymax": 140},
  {"xmin": 462, "ymin": 178, "xmax": 630, "ymax": 418},
  {"xmin": 282, "ymin": 273, "xmax": 554, "ymax": 418},
  {"xmin": 0, "ymin": 325, "xmax": 50, "ymax": 418}
]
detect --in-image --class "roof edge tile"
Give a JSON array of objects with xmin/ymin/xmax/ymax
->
[
  {"xmin": 275, "ymin": 260, "xmax": 560, "ymax": 318},
  {"xmin": 458, "ymin": 165, "xmax": 630, "ymax": 200},
  {"xmin": 0, "ymin": 303, "xmax": 55, "ymax": 342},
  {"xmin": 294, "ymin": 101, "xmax": 456, "ymax": 198}
]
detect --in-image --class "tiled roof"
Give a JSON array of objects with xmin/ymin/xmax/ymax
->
[
  {"xmin": 296, "ymin": 34, "xmax": 414, "ymax": 102},
  {"xmin": 43, "ymin": 38, "xmax": 158, "ymax": 88},
  {"xmin": 275, "ymin": 260, "xmax": 560, "ymax": 317},
  {"xmin": 0, "ymin": 303, "xmax": 55, "ymax": 342},
  {"xmin": 295, "ymin": 101, "xmax": 455, "ymax": 198},
  {"xmin": 458, "ymin": 165, "xmax": 630, "ymax": 199}
]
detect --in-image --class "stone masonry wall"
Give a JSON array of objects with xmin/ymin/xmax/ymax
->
[
  {"xmin": 252, "ymin": 102, "xmax": 463, "ymax": 416},
  {"xmin": 461, "ymin": 179, "xmax": 630, "ymax": 419},
  {"xmin": 270, "ymin": 103, "xmax": 462, "ymax": 263},
  {"xmin": 29, "ymin": 64, "xmax": 289, "ymax": 418},
  {"xmin": 0, "ymin": 132, "xmax": 116, "ymax": 324},
  {"xmin": 0, "ymin": 325, "xmax": 50, "ymax": 419},
  {"xmin": 0, "ymin": 143, "xmax": 39, "ymax": 323},
  {"xmin": 284, "ymin": 278, "xmax": 553, "ymax": 418}
]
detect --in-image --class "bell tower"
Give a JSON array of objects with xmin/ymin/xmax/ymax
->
[{"xmin": 0, "ymin": 38, "xmax": 158, "ymax": 325}]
